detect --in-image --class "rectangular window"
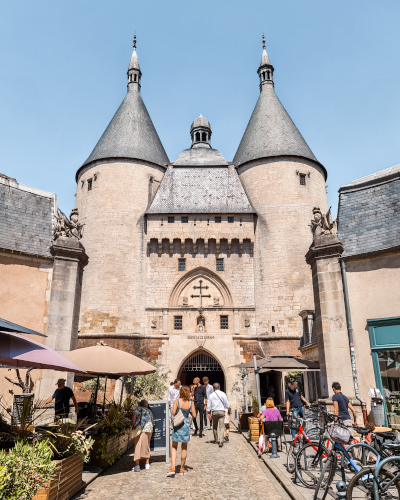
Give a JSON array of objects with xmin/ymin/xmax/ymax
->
[
  {"xmin": 168, "ymin": 217, "xmax": 175, "ymax": 223},
  {"xmin": 272, "ymin": 326, "xmax": 275, "ymax": 333},
  {"xmin": 220, "ymin": 316, "xmax": 229, "ymax": 329},
  {"xmin": 215, "ymin": 216, "xmax": 221, "ymax": 223},
  {"xmin": 216, "ymin": 258, "xmax": 224, "ymax": 271},
  {"xmin": 178, "ymin": 258, "xmax": 186, "ymax": 271},
  {"xmin": 174, "ymin": 316, "xmax": 183, "ymax": 330},
  {"xmin": 181, "ymin": 216, "xmax": 188, "ymax": 223},
  {"xmin": 228, "ymin": 217, "xmax": 234, "ymax": 223},
  {"xmin": 87, "ymin": 179, "xmax": 92, "ymax": 191},
  {"xmin": 299, "ymin": 174, "xmax": 306, "ymax": 186}
]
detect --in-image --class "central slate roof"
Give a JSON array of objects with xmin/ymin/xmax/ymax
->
[
  {"xmin": 79, "ymin": 88, "xmax": 169, "ymax": 175},
  {"xmin": 146, "ymin": 165, "xmax": 254, "ymax": 214},
  {"xmin": 173, "ymin": 144, "xmax": 229, "ymax": 166},
  {"xmin": 233, "ymin": 83, "xmax": 320, "ymax": 168}
]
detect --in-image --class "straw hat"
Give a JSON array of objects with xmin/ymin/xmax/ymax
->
[{"xmin": 55, "ymin": 378, "xmax": 66, "ymax": 385}]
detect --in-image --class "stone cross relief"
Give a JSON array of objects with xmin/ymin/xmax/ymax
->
[
  {"xmin": 191, "ymin": 280, "xmax": 211, "ymax": 310},
  {"xmin": 53, "ymin": 208, "xmax": 84, "ymax": 241},
  {"xmin": 311, "ymin": 206, "xmax": 337, "ymax": 239}
]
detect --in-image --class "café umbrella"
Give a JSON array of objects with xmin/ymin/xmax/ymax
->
[
  {"xmin": 63, "ymin": 342, "xmax": 157, "ymax": 409},
  {"xmin": 0, "ymin": 331, "xmax": 85, "ymax": 372}
]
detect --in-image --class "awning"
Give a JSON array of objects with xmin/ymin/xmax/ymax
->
[
  {"xmin": 232, "ymin": 352, "xmax": 320, "ymax": 372},
  {"xmin": 0, "ymin": 317, "xmax": 46, "ymax": 337}
]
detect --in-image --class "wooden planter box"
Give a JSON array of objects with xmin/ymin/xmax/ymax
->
[
  {"xmin": 118, "ymin": 433, "xmax": 129, "ymax": 454},
  {"xmin": 127, "ymin": 429, "xmax": 136, "ymax": 450},
  {"xmin": 34, "ymin": 454, "xmax": 84, "ymax": 500},
  {"xmin": 238, "ymin": 412, "xmax": 253, "ymax": 430},
  {"xmin": 90, "ymin": 435, "xmax": 119, "ymax": 468}
]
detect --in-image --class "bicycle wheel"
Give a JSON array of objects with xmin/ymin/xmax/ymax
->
[
  {"xmin": 313, "ymin": 453, "xmax": 337, "ymax": 500},
  {"xmin": 295, "ymin": 442, "xmax": 330, "ymax": 489},
  {"xmin": 346, "ymin": 466, "xmax": 400, "ymax": 499},
  {"xmin": 286, "ymin": 442, "xmax": 296, "ymax": 473}
]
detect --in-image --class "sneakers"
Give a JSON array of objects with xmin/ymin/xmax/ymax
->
[
  {"xmin": 167, "ymin": 467, "xmax": 176, "ymax": 477},
  {"xmin": 145, "ymin": 464, "xmax": 150, "ymax": 470},
  {"xmin": 224, "ymin": 435, "xmax": 229, "ymax": 442},
  {"xmin": 204, "ymin": 426, "xmax": 208, "ymax": 431},
  {"xmin": 133, "ymin": 465, "xmax": 140, "ymax": 472}
]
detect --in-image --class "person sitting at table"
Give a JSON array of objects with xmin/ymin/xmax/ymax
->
[{"xmin": 262, "ymin": 397, "xmax": 282, "ymax": 422}]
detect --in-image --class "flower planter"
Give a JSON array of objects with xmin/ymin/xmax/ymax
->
[
  {"xmin": 248, "ymin": 417, "xmax": 260, "ymax": 442},
  {"xmin": 90, "ymin": 435, "xmax": 120, "ymax": 468},
  {"xmin": 118, "ymin": 433, "xmax": 129, "ymax": 454},
  {"xmin": 238, "ymin": 412, "xmax": 253, "ymax": 430},
  {"xmin": 127, "ymin": 429, "xmax": 136, "ymax": 450},
  {"xmin": 34, "ymin": 454, "xmax": 84, "ymax": 500}
]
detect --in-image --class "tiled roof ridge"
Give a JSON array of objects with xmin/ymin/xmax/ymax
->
[{"xmin": 340, "ymin": 163, "xmax": 400, "ymax": 192}]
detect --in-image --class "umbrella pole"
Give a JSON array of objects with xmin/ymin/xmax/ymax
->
[
  {"xmin": 130, "ymin": 376, "xmax": 135, "ymax": 396},
  {"xmin": 93, "ymin": 374, "xmax": 100, "ymax": 420},
  {"xmin": 253, "ymin": 354, "xmax": 262, "ymax": 410},
  {"xmin": 102, "ymin": 375, "xmax": 108, "ymax": 413},
  {"xmin": 119, "ymin": 376, "xmax": 126, "ymax": 407}
]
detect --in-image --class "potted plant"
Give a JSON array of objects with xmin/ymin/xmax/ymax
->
[
  {"xmin": 0, "ymin": 439, "xmax": 56, "ymax": 500},
  {"xmin": 34, "ymin": 419, "xmax": 95, "ymax": 500}
]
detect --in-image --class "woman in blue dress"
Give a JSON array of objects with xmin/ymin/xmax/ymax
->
[{"xmin": 167, "ymin": 385, "xmax": 196, "ymax": 476}]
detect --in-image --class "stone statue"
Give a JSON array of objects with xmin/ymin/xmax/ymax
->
[
  {"xmin": 197, "ymin": 319, "xmax": 205, "ymax": 333},
  {"xmin": 182, "ymin": 297, "xmax": 188, "ymax": 307},
  {"xmin": 244, "ymin": 318, "xmax": 251, "ymax": 328},
  {"xmin": 311, "ymin": 207, "xmax": 337, "ymax": 239},
  {"xmin": 54, "ymin": 208, "xmax": 84, "ymax": 241},
  {"xmin": 151, "ymin": 318, "xmax": 157, "ymax": 329},
  {"xmin": 213, "ymin": 297, "xmax": 220, "ymax": 307}
]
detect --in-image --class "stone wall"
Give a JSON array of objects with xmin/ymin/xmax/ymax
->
[
  {"xmin": 75, "ymin": 160, "xmax": 165, "ymax": 336},
  {"xmin": 238, "ymin": 157, "xmax": 328, "ymax": 342}
]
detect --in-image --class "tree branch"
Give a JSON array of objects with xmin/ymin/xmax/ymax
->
[{"xmin": 4, "ymin": 376, "xmax": 24, "ymax": 389}]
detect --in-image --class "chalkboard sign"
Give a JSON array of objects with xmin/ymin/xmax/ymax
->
[
  {"xmin": 148, "ymin": 400, "xmax": 169, "ymax": 462},
  {"xmin": 12, "ymin": 394, "xmax": 34, "ymax": 425}
]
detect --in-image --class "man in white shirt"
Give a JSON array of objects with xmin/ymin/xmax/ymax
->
[
  {"xmin": 168, "ymin": 379, "xmax": 181, "ymax": 426},
  {"xmin": 202, "ymin": 376, "xmax": 214, "ymax": 431},
  {"xmin": 207, "ymin": 382, "xmax": 231, "ymax": 447}
]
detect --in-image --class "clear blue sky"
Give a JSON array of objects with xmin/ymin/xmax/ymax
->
[{"xmin": 1, "ymin": 1, "xmax": 399, "ymax": 216}]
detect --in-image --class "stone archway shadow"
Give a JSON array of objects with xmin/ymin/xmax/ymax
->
[
  {"xmin": 168, "ymin": 266, "xmax": 233, "ymax": 307},
  {"xmin": 176, "ymin": 347, "xmax": 227, "ymax": 392}
]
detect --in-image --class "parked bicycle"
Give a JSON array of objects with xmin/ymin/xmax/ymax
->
[{"xmin": 286, "ymin": 412, "xmax": 322, "ymax": 473}]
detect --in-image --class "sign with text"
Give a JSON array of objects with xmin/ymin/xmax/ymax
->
[
  {"xmin": 12, "ymin": 394, "xmax": 34, "ymax": 425},
  {"xmin": 148, "ymin": 400, "xmax": 169, "ymax": 462}
]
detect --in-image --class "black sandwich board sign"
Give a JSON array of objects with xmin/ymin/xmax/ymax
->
[
  {"xmin": 148, "ymin": 400, "xmax": 169, "ymax": 463},
  {"xmin": 12, "ymin": 394, "xmax": 34, "ymax": 425}
]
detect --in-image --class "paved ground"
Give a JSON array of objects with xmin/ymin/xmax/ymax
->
[{"xmin": 73, "ymin": 428, "xmax": 288, "ymax": 500}]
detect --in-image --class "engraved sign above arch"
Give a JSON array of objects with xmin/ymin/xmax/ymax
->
[{"xmin": 169, "ymin": 267, "xmax": 233, "ymax": 308}]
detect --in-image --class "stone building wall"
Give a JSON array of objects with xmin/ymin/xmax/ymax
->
[
  {"xmin": 238, "ymin": 157, "xmax": 328, "ymax": 349},
  {"xmin": 75, "ymin": 160, "xmax": 165, "ymax": 336}
]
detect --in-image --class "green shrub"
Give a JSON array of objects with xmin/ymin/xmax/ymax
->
[{"xmin": 0, "ymin": 440, "xmax": 56, "ymax": 500}]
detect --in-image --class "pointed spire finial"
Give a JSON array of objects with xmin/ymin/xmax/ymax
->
[
  {"xmin": 133, "ymin": 34, "xmax": 137, "ymax": 49},
  {"xmin": 262, "ymin": 34, "xmax": 265, "ymax": 50}
]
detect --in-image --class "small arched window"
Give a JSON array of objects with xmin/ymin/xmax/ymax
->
[
  {"xmin": 195, "ymin": 132, "xmax": 200, "ymax": 142},
  {"xmin": 202, "ymin": 132, "xmax": 207, "ymax": 142},
  {"xmin": 267, "ymin": 70, "xmax": 271, "ymax": 80},
  {"xmin": 134, "ymin": 74, "xmax": 137, "ymax": 82}
]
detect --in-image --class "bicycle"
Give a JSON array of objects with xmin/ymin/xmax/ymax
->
[
  {"xmin": 313, "ymin": 413, "xmax": 381, "ymax": 500},
  {"xmin": 286, "ymin": 412, "xmax": 322, "ymax": 474},
  {"xmin": 346, "ymin": 443, "xmax": 400, "ymax": 499}
]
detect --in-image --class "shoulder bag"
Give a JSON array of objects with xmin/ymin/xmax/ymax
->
[
  {"xmin": 329, "ymin": 423, "xmax": 352, "ymax": 444},
  {"xmin": 132, "ymin": 407, "xmax": 143, "ymax": 438},
  {"xmin": 172, "ymin": 399, "xmax": 185, "ymax": 428},
  {"xmin": 214, "ymin": 391, "xmax": 230, "ymax": 422}
]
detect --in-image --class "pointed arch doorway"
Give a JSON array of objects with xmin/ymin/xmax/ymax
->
[{"xmin": 178, "ymin": 350, "xmax": 225, "ymax": 392}]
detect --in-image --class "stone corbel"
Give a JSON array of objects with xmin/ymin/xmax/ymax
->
[
  {"xmin": 227, "ymin": 240, "xmax": 231, "ymax": 255},
  {"xmin": 169, "ymin": 241, "xmax": 173, "ymax": 255},
  {"xmin": 193, "ymin": 240, "xmax": 197, "ymax": 254},
  {"xmin": 180, "ymin": 240, "xmax": 185, "ymax": 255},
  {"xmin": 204, "ymin": 240, "xmax": 208, "ymax": 254},
  {"xmin": 250, "ymin": 241, "xmax": 254, "ymax": 255},
  {"xmin": 158, "ymin": 240, "xmax": 162, "ymax": 256},
  {"xmin": 147, "ymin": 241, "xmax": 151, "ymax": 255},
  {"xmin": 216, "ymin": 240, "xmax": 220, "ymax": 255},
  {"xmin": 239, "ymin": 240, "xmax": 243, "ymax": 255}
]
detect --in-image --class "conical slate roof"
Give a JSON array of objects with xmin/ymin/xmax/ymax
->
[
  {"xmin": 78, "ymin": 88, "xmax": 169, "ymax": 175},
  {"xmin": 233, "ymin": 83, "xmax": 320, "ymax": 168}
]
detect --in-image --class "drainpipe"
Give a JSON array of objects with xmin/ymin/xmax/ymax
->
[
  {"xmin": 253, "ymin": 354, "xmax": 262, "ymax": 412},
  {"xmin": 339, "ymin": 258, "xmax": 367, "ymax": 424}
]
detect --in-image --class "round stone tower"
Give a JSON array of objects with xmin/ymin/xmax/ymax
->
[
  {"xmin": 75, "ymin": 36, "xmax": 169, "ymax": 337},
  {"xmin": 234, "ymin": 36, "xmax": 328, "ymax": 353}
]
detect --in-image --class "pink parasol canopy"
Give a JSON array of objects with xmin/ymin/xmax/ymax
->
[{"xmin": 0, "ymin": 331, "xmax": 85, "ymax": 373}]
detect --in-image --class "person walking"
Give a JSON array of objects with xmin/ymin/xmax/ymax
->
[
  {"xmin": 285, "ymin": 377, "xmax": 310, "ymax": 440},
  {"xmin": 332, "ymin": 382, "xmax": 358, "ymax": 427},
  {"xmin": 41, "ymin": 378, "xmax": 79, "ymax": 420},
  {"xmin": 168, "ymin": 379, "xmax": 181, "ymax": 428},
  {"xmin": 207, "ymin": 382, "xmax": 231, "ymax": 447},
  {"xmin": 202, "ymin": 376, "xmax": 214, "ymax": 430},
  {"xmin": 192, "ymin": 377, "xmax": 207, "ymax": 438},
  {"xmin": 132, "ymin": 400, "xmax": 154, "ymax": 472},
  {"xmin": 168, "ymin": 385, "xmax": 196, "ymax": 477}
]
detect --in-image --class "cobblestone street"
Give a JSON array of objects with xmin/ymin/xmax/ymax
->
[{"xmin": 73, "ymin": 428, "xmax": 288, "ymax": 500}]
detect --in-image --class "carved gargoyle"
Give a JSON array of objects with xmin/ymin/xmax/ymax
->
[
  {"xmin": 54, "ymin": 208, "xmax": 84, "ymax": 241},
  {"xmin": 311, "ymin": 207, "xmax": 337, "ymax": 239}
]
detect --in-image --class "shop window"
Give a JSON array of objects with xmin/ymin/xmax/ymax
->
[
  {"xmin": 220, "ymin": 316, "xmax": 228, "ymax": 329},
  {"xmin": 174, "ymin": 316, "xmax": 182, "ymax": 330},
  {"xmin": 216, "ymin": 258, "xmax": 224, "ymax": 271},
  {"xmin": 178, "ymin": 258, "xmax": 186, "ymax": 271}
]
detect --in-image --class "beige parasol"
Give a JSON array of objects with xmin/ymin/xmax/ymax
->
[{"xmin": 63, "ymin": 342, "xmax": 156, "ymax": 376}]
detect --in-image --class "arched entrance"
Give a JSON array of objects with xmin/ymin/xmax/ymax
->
[{"xmin": 178, "ymin": 350, "xmax": 225, "ymax": 392}]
